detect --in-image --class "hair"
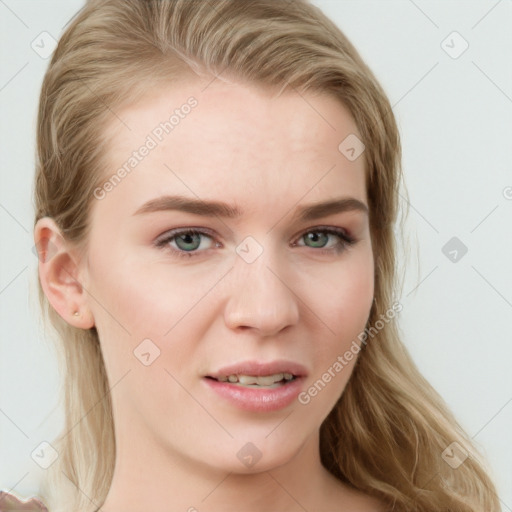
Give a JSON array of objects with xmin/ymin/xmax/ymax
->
[{"xmin": 33, "ymin": 1, "xmax": 500, "ymax": 511}]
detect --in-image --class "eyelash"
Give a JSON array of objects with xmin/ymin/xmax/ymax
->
[{"xmin": 154, "ymin": 226, "xmax": 357, "ymax": 260}]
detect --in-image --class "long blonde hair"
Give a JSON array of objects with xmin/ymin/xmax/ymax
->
[{"xmin": 34, "ymin": 1, "xmax": 500, "ymax": 510}]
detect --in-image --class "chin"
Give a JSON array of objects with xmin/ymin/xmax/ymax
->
[{"xmin": 205, "ymin": 431, "xmax": 312, "ymax": 475}]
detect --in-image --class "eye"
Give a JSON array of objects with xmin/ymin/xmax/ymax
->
[
  {"xmin": 154, "ymin": 228, "xmax": 218, "ymax": 259},
  {"xmin": 293, "ymin": 226, "xmax": 356, "ymax": 255},
  {"xmin": 154, "ymin": 226, "xmax": 356, "ymax": 259}
]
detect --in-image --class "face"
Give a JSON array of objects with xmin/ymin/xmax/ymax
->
[{"xmin": 80, "ymin": 78, "xmax": 374, "ymax": 473}]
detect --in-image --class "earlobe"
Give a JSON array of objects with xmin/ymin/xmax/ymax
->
[{"xmin": 34, "ymin": 217, "xmax": 95, "ymax": 329}]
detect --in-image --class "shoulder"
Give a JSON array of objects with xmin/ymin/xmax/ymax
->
[{"xmin": 0, "ymin": 491, "xmax": 49, "ymax": 511}]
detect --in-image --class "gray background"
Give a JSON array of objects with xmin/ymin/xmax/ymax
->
[{"xmin": 0, "ymin": 0, "xmax": 511, "ymax": 507}]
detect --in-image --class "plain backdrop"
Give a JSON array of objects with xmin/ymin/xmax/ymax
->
[{"xmin": 1, "ymin": 0, "xmax": 511, "ymax": 508}]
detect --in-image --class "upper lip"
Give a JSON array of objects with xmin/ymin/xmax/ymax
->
[{"xmin": 207, "ymin": 360, "xmax": 308, "ymax": 379}]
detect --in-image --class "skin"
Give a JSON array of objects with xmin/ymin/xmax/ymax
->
[{"xmin": 35, "ymin": 77, "xmax": 384, "ymax": 511}]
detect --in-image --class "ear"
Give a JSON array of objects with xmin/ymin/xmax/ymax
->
[{"xmin": 34, "ymin": 217, "xmax": 95, "ymax": 329}]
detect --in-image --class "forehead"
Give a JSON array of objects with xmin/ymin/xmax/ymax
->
[{"xmin": 95, "ymin": 79, "xmax": 367, "ymax": 221}]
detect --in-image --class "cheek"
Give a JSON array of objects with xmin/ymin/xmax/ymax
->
[
  {"xmin": 88, "ymin": 263, "xmax": 160, "ymax": 336},
  {"xmin": 297, "ymin": 258, "xmax": 373, "ymax": 415},
  {"xmin": 308, "ymin": 250, "xmax": 374, "ymax": 370},
  {"xmin": 85, "ymin": 247, "xmax": 180, "ymax": 336},
  {"xmin": 84, "ymin": 247, "xmax": 216, "ymax": 378},
  {"xmin": 318, "ymin": 250, "xmax": 374, "ymax": 334}
]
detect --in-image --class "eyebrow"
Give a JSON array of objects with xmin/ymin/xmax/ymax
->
[{"xmin": 133, "ymin": 194, "xmax": 368, "ymax": 221}]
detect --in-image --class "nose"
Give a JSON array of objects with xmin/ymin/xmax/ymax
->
[{"xmin": 223, "ymin": 248, "xmax": 300, "ymax": 337}]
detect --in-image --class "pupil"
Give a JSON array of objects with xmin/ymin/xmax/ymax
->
[
  {"xmin": 178, "ymin": 233, "xmax": 199, "ymax": 250},
  {"xmin": 307, "ymin": 232, "xmax": 326, "ymax": 247}
]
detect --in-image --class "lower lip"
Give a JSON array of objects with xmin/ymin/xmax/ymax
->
[{"xmin": 202, "ymin": 377, "xmax": 304, "ymax": 412}]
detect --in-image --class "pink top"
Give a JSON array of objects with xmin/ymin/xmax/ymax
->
[{"xmin": 0, "ymin": 491, "xmax": 48, "ymax": 512}]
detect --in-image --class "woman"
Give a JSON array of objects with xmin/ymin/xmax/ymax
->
[{"xmin": 2, "ymin": 0, "xmax": 501, "ymax": 510}]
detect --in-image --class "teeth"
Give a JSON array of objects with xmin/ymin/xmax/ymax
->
[
  {"xmin": 255, "ymin": 374, "xmax": 283, "ymax": 386},
  {"xmin": 217, "ymin": 372, "xmax": 295, "ymax": 386},
  {"xmin": 239, "ymin": 375, "xmax": 259, "ymax": 385}
]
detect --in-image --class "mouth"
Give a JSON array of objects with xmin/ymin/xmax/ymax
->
[
  {"xmin": 205, "ymin": 360, "xmax": 307, "ymax": 385},
  {"xmin": 202, "ymin": 360, "xmax": 307, "ymax": 411},
  {"xmin": 205, "ymin": 372, "xmax": 297, "ymax": 388}
]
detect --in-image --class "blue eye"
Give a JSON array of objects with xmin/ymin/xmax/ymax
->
[{"xmin": 154, "ymin": 226, "xmax": 356, "ymax": 259}]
